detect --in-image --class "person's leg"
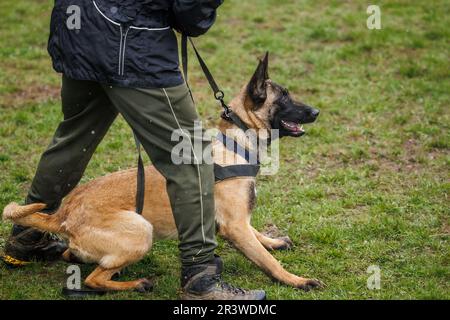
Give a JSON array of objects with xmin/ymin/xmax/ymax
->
[
  {"xmin": 102, "ymin": 83, "xmax": 265, "ymax": 299},
  {"xmin": 102, "ymin": 84, "xmax": 216, "ymax": 266},
  {"xmin": 25, "ymin": 76, "xmax": 119, "ymax": 210},
  {"xmin": 4, "ymin": 76, "xmax": 118, "ymax": 265}
]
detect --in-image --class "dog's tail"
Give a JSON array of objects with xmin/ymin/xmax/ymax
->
[{"xmin": 2, "ymin": 202, "xmax": 62, "ymax": 233}]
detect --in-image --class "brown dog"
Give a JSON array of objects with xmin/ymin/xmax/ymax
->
[{"xmin": 3, "ymin": 54, "xmax": 321, "ymax": 293}]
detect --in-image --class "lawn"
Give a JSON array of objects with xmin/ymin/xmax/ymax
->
[{"xmin": 0, "ymin": 0, "xmax": 448, "ymax": 300}]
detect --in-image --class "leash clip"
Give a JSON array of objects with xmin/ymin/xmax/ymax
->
[
  {"xmin": 219, "ymin": 100, "xmax": 232, "ymax": 119},
  {"xmin": 214, "ymin": 91, "xmax": 231, "ymax": 116},
  {"xmin": 214, "ymin": 90, "xmax": 225, "ymax": 101}
]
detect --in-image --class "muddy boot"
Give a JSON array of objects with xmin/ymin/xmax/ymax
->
[
  {"xmin": 2, "ymin": 227, "xmax": 67, "ymax": 268},
  {"xmin": 180, "ymin": 256, "xmax": 266, "ymax": 300}
]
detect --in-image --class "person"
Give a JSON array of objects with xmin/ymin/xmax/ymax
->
[{"xmin": 2, "ymin": 0, "xmax": 265, "ymax": 300}]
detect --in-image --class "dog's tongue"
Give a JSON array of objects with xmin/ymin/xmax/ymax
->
[{"xmin": 281, "ymin": 120, "xmax": 304, "ymax": 133}]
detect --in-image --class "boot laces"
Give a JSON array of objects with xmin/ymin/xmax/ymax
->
[
  {"xmin": 211, "ymin": 274, "xmax": 246, "ymax": 294},
  {"xmin": 43, "ymin": 232, "xmax": 63, "ymax": 242}
]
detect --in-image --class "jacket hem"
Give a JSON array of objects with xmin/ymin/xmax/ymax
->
[{"xmin": 57, "ymin": 68, "xmax": 185, "ymax": 89}]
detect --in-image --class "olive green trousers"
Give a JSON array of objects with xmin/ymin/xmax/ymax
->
[{"xmin": 18, "ymin": 75, "xmax": 217, "ymax": 266}]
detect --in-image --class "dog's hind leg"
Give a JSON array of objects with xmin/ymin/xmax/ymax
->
[
  {"xmin": 71, "ymin": 210, "xmax": 154, "ymax": 292},
  {"xmin": 85, "ymin": 266, "xmax": 153, "ymax": 292},
  {"xmin": 251, "ymin": 227, "xmax": 294, "ymax": 251},
  {"xmin": 62, "ymin": 249, "xmax": 85, "ymax": 264}
]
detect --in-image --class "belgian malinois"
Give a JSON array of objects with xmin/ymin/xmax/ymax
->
[{"xmin": 3, "ymin": 53, "xmax": 322, "ymax": 292}]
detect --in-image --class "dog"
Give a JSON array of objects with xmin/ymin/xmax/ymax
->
[{"xmin": 3, "ymin": 53, "xmax": 321, "ymax": 292}]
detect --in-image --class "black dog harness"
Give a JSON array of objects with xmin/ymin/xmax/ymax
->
[{"xmin": 214, "ymin": 132, "xmax": 260, "ymax": 182}]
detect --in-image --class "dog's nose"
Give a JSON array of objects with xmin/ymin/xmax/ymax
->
[{"xmin": 311, "ymin": 108, "xmax": 320, "ymax": 118}]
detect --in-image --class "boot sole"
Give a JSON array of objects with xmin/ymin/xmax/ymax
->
[
  {"xmin": 1, "ymin": 254, "xmax": 30, "ymax": 269},
  {"xmin": 180, "ymin": 290, "xmax": 267, "ymax": 300}
]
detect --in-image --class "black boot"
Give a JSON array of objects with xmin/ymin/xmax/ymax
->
[
  {"xmin": 181, "ymin": 256, "xmax": 266, "ymax": 300},
  {"xmin": 2, "ymin": 227, "xmax": 67, "ymax": 268}
]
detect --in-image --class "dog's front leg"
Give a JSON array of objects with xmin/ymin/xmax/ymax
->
[
  {"xmin": 251, "ymin": 227, "xmax": 294, "ymax": 251},
  {"xmin": 220, "ymin": 222, "xmax": 322, "ymax": 291}
]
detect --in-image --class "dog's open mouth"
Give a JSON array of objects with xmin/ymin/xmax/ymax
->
[{"xmin": 281, "ymin": 120, "xmax": 305, "ymax": 136}]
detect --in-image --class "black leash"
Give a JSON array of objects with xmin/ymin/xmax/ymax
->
[
  {"xmin": 134, "ymin": 132, "xmax": 145, "ymax": 215},
  {"xmin": 181, "ymin": 35, "xmax": 250, "ymax": 132}
]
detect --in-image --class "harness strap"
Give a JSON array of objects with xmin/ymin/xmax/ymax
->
[
  {"xmin": 214, "ymin": 164, "xmax": 260, "ymax": 182},
  {"xmin": 134, "ymin": 133, "xmax": 145, "ymax": 215},
  {"xmin": 217, "ymin": 132, "xmax": 260, "ymax": 165},
  {"xmin": 214, "ymin": 132, "xmax": 261, "ymax": 181},
  {"xmin": 226, "ymin": 111, "xmax": 250, "ymax": 132}
]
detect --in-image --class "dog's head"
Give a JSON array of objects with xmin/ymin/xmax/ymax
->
[{"xmin": 236, "ymin": 52, "xmax": 319, "ymax": 138}]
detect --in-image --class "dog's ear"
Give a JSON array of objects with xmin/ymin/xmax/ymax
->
[{"xmin": 247, "ymin": 52, "xmax": 269, "ymax": 109}]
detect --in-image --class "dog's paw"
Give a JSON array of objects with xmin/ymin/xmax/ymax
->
[
  {"xmin": 134, "ymin": 278, "xmax": 154, "ymax": 293},
  {"xmin": 274, "ymin": 236, "xmax": 294, "ymax": 250},
  {"xmin": 296, "ymin": 278, "xmax": 325, "ymax": 291},
  {"xmin": 2, "ymin": 202, "xmax": 19, "ymax": 221}
]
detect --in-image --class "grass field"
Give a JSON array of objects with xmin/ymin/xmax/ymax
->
[{"xmin": 0, "ymin": 0, "xmax": 449, "ymax": 300}]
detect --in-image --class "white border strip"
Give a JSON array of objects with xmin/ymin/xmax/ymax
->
[
  {"xmin": 118, "ymin": 25, "xmax": 123, "ymax": 75},
  {"xmin": 121, "ymin": 27, "xmax": 130, "ymax": 75},
  {"xmin": 130, "ymin": 25, "xmax": 170, "ymax": 31},
  {"xmin": 93, "ymin": 1, "xmax": 170, "ymax": 31},
  {"xmin": 162, "ymin": 88, "xmax": 207, "ymax": 254},
  {"xmin": 93, "ymin": 0, "xmax": 120, "ymax": 26}
]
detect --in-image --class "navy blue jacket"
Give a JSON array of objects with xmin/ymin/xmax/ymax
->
[{"xmin": 48, "ymin": 0, "xmax": 223, "ymax": 88}]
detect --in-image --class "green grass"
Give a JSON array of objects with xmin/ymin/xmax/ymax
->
[{"xmin": 0, "ymin": 0, "xmax": 449, "ymax": 300}]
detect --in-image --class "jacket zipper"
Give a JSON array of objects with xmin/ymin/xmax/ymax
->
[
  {"xmin": 118, "ymin": 25, "xmax": 130, "ymax": 76},
  {"xmin": 93, "ymin": 1, "xmax": 169, "ymax": 77}
]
